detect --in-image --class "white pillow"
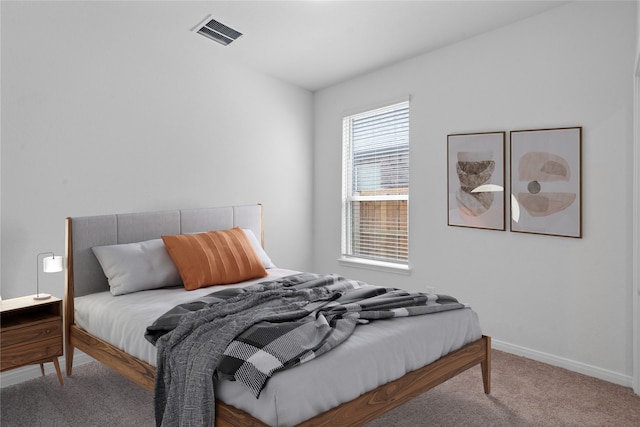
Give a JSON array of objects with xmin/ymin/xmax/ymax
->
[
  {"xmin": 242, "ymin": 229, "xmax": 276, "ymax": 269},
  {"xmin": 92, "ymin": 239, "xmax": 182, "ymax": 296}
]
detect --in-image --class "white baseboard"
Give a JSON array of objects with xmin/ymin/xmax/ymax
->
[
  {"xmin": 492, "ymin": 339, "xmax": 633, "ymax": 389},
  {"xmin": 0, "ymin": 351, "xmax": 93, "ymax": 388}
]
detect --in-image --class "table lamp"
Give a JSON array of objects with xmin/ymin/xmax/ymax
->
[{"xmin": 35, "ymin": 252, "xmax": 63, "ymax": 300}]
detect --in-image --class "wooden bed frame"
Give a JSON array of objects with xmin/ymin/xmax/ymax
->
[{"xmin": 64, "ymin": 205, "xmax": 491, "ymax": 427}]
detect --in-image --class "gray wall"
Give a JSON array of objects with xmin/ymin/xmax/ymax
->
[
  {"xmin": 0, "ymin": 1, "xmax": 315, "ymax": 300},
  {"xmin": 313, "ymin": 1, "xmax": 636, "ymax": 386}
]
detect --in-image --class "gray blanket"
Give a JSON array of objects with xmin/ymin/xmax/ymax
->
[{"xmin": 149, "ymin": 273, "xmax": 465, "ymax": 427}]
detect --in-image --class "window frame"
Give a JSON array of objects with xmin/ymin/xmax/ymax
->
[{"xmin": 340, "ymin": 99, "xmax": 411, "ymax": 273}]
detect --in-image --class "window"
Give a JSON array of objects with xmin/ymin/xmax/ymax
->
[{"xmin": 342, "ymin": 100, "xmax": 409, "ymax": 268}]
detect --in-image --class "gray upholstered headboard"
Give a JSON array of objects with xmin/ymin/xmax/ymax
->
[{"xmin": 65, "ymin": 204, "xmax": 263, "ymax": 298}]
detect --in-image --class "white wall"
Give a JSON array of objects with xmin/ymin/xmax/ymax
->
[
  {"xmin": 633, "ymin": 0, "xmax": 640, "ymax": 395},
  {"xmin": 2, "ymin": 0, "xmax": 636, "ymax": 391},
  {"xmin": 314, "ymin": 1, "xmax": 636, "ymax": 386},
  {"xmin": 0, "ymin": 1, "xmax": 314, "ymax": 300}
]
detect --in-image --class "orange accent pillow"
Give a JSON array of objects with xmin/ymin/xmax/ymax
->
[{"xmin": 162, "ymin": 227, "xmax": 268, "ymax": 290}]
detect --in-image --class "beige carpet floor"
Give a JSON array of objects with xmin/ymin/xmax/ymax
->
[{"xmin": 1, "ymin": 350, "xmax": 639, "ymax": 426}]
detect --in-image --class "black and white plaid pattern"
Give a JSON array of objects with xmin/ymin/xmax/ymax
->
[
  {"xmin": 218, "ymin": 313, "xmax": 336, "ymax": 395},
  {"xmin": 215, "ymin": 273, "xmax": 466, "ymax": 397}
]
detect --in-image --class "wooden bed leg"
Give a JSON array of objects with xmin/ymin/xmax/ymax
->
[
  {"xmin": 481, "ymin": 335, "xmax": 491, "ymax": 394},
  {"xmin": 65, "ymin": 344, "xmax": 74, "ymax": 376},
  {"xmin": 64, "ymin": 217, "xmax": 75, "ymax": 378}
]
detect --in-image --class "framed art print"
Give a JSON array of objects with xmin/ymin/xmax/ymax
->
[
  {"xmin": 447, "ymin": 131, "xmax": 505, "ymax": 230},
  {"xmin": 510, "ymin": 127, "xmax": 582, "ymax": 238}
]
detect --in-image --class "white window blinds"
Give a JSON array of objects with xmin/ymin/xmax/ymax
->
[{"xmin": 342, "ymin": 100, "xmax": 409, "ymax": 265}]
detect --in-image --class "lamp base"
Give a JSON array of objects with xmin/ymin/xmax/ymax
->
[{"xmin": 33, "ymin": 293, "xmax": 51, "ymax": 300}]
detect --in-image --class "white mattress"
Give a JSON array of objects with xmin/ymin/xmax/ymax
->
[{"xmin": 74, "ymin": 268, "xmax": 483, "ymax": 426}]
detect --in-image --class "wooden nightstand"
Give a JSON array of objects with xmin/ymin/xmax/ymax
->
[{"xmin": 0, "ymin": 295, "xmax": 64, "ymax": 386}]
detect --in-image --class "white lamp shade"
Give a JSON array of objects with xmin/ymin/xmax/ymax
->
[{"xmin": 43, "ymin": 256, "xmax": 64, "ymax": 273}]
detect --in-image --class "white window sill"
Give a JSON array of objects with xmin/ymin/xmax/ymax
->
[{"xmin": 338, "ymin": 257, "xmax": 412, "ymax": 275}]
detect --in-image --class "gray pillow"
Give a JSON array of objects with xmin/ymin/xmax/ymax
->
[
  {"xmin": 242, "ymin": 229, "xmax": 276, "ymax": 269},
  {"xmin": 92, "ymin": 239, "xmax": 182, "ymax": 296}
]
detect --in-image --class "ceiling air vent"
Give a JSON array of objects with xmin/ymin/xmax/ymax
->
[{"xmin": 193, "ymin": 15, "xmax": 242, "ymax": 46}]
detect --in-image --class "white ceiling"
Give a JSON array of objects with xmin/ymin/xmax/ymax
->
[{"xmin": 183, "ymin": 1, "xmax": 569, "ymax": 91}]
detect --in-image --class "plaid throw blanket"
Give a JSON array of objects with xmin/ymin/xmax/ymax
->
[{"xmin": 146, "ymin": 273, "xmax": 465, "ymax": 427}]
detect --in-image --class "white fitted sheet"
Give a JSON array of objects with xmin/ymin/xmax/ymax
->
[{"xmin": 75, "ymin": 268, "xmax": 483, "ymax": 426}]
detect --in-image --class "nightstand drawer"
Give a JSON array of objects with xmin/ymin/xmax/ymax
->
[
  {"xmin": 1, "ymin": 318, "xmax": 62, "ymax": 348},
  {"xmin": 0, "ymin": 336, "xmax": 63, "ymax": 371}
]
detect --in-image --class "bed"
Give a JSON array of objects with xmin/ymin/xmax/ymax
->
[{"xmin": 64, "ymin": 204, "xmax": 491, "ymax": 427}]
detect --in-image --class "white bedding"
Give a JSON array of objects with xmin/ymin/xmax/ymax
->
[{"xmin": 75, "ymin": 268, "xmax": 483, "ymax": 426}]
